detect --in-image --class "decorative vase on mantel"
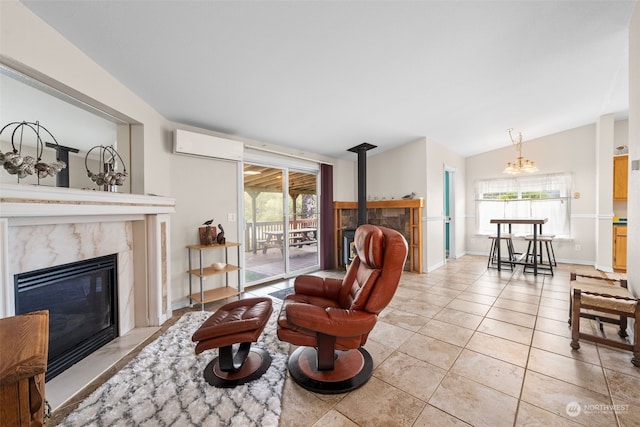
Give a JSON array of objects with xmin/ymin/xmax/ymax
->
[
  {"xmin": 198, "ymin": 225, "xmax": 217, "ymax": 246},
  {"xmin": 0, "ymin": 121, "xmax": 67, "ymax": 182},
  {"xmin": 85, "ymin": 145, "xmax": 128, "ymax": 192}
]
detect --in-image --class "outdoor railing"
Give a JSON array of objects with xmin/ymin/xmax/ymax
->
[{"xmin": 245, "ymin": 218, "xmax": 317, "ymax": 253}]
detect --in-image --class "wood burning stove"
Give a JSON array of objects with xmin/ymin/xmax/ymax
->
[
  {"xmin": 344, "ymin": 142, "xmax": 377, "ymax": 267},
  {"xmin": 343, "ymin": 228, "xmax": 356, "ymax": 266}
]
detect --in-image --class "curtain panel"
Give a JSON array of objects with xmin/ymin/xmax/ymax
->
[{"xmin": 475, "ymin": 173, "xmax": 572, "ymax": 237}]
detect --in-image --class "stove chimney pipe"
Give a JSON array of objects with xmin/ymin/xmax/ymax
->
[{"xmin": 348, "ymin": 142, "xmax": 377, "ymax": 226}]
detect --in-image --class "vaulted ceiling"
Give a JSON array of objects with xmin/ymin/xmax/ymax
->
[{"xmin": 19, "ymin": 0, "xmax": 637, "ymax": 160}]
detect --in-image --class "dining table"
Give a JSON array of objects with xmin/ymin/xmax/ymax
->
[{"xmin": 490, "ymin": 218, "xmax": 548, "ymax": 276}]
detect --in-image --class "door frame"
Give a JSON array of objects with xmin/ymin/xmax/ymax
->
[
  {"xmin": 444, "ymin": 165, "xmax": 456, "ymax": 260},
  {"xmin": 241, "ymin": 153, "xmax": 320, "ymax": 286}
]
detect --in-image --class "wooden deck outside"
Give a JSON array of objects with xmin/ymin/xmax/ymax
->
[{"xmin": 244, "ymin": 245, "xmax": 318, "ymax": 283}]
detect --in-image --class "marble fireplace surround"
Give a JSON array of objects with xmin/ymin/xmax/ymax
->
[{"xmin": 0, "ymin": 183, "xmax": 175, "ymax": 409}]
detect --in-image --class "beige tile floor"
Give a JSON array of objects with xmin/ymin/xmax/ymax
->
[
  {"xmin": 49, "ymin": 255, "xmax": 639, "ymax": 426},
  {"xmin": 245, "ymin": 255, "xmax": 639, "ymax": 427}
]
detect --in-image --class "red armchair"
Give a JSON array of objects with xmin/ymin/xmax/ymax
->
[{"xmin": 277, "ymin": 224, "xmax": 408, "ymax": 393}]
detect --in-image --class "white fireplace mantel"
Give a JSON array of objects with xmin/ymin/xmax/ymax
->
[
  {"xmin": 0, "ymin": 183, "xmax": 176, "ymax": 325},
  {"xmin": 0, "ymin": 183, "xmax": 175, "ymax": 221},
  {"xmin": 1, "ymin": 184, "xmax": 176, "ymax": 409}
]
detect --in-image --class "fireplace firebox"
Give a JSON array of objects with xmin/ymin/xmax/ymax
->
[
  {"xmin": 15, "ymin": 254, "xmax": 119, "ymax": 381},
  {"xmin": 343, "ymin": 228, "xmax": 356, "ymax": 266}
]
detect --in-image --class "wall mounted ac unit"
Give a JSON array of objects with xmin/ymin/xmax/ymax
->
[{"xmin": 173, "ymin": 129, "xmax": 243, "ymax": 161}]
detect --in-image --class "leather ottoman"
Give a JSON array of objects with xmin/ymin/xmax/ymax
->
[{"xmin": 192, "ymin": 297, "xmax": 272, "ymax": 387}]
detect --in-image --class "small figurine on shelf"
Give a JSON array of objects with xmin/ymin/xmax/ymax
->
[
  {"xmin": 199, "ymin": 219, "xmax": 217, "ymax": 245},
  {"xmin": 216, "ymin": 223, "xmax": 226, "ymax": 244},
  {"xmin": 402, "ymin": 192, "xmax": 416, "ymax": 200}
]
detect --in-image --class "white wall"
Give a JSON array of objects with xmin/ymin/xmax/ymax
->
[
  {"xmin": 466, "ymin": 125, "xmax": 594, "ymax": 263},
  {"xmin": 368, "ymin": 138, "xmax": 428, "ymax": 201},
  {"xmin": 627, "ymin": 3, "xmax": 639, "ymax": 298},
  {"xmin": 3, "ymin": 0, "xmax": 637, "ymax": 298},
  {"xmin": 465, "ymin": 121, "xmax": 629, "ymax": 268},
  {"xmin": 333, "ymin": 158, "xmax": 357, "ymax": 202},
  {"xmin": 425, "ymin": 139, "xmax": 467, "ymax": 269},
  {"xmin": 368, "ymin": 138, "xmax": 427, "ymax": 268},
  {"xmin": 595, "ymin": 114, "xmax": 615, "ymax": 271},
  {"xmin": 0, "ymin": 1, "xmax": 174, "ymax": 196},
  {"xmin": 0, "ymin": 1, "xmax": 353, "ymax": 310},
  {"xmin": 166, "ymin": 125, "xmax": 243, "ymax": 301},
  {"xmin": 367, "ymin": 137, "xmax": 466, "ymax": 272}
]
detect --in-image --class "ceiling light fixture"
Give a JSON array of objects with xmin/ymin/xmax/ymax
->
[{"xmin": 503, "ymin": 129, "xmax": 538, "ymax": 174}]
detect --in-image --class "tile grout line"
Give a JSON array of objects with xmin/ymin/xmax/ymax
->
[{"xmin": 510, "ymin": 265, "xmax": 545, "ymax": 427}]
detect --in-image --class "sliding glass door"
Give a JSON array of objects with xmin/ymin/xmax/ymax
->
[
  {"xmin": 287, "ymin": 170, "xmax": 318, "ymax": 275},
  {"xmin": 243, "ymin": 163, "xmax": 319, "ymax": 285}
]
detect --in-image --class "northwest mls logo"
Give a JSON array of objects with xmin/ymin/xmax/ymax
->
[
  {"xmin": 566, "ymin": 401, "xmax": 581, "ymax": 417},
  {"xmin": 565, "ymin": 401, "xmax": 629, "ymax": 417}
]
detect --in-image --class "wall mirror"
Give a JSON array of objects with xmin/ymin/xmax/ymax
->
[{"xmin": 0, "ymin": 63, "xmax": 132, "ymax": 193}]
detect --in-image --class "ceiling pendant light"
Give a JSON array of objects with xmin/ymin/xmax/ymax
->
[{"xmin": 503, "ymin": 129, "xmax": 538, "ymax": 174}]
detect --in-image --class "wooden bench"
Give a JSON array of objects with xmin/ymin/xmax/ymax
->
[
  {"xmin": 262, "ymin": 241, "xmax": 282, "ymax": 254},
  {"xmin": 291, "ymin": 239, "xmax": 317, "ymax": 248}
]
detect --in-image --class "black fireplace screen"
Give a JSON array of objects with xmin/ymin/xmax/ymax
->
[{"xmin": 15, "ymin": 254, "xmax": 119, "ymax": 381}]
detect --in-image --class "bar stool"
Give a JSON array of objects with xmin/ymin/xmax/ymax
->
[
  {"xmin": 541, "ymin": 234, "xmax": 557, "ymax": 267},
  {"xmin": 523, "ymin": 235, "xmax": 555, "ymax": 275},
  {"xmin": 487, "ymin": 233, "xmax": 516, "ymax": 271}
]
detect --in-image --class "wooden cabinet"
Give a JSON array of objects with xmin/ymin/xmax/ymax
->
[
  {"xmin": 613, "ymin": 225, "xmax": 627, "ymax": 271},
  {"xmin": 613, "ymin": 155, "xmax": 628, "ymax": 201},
  {"xmin": 0, "ymin": 311, "xmax": 48, "ymax": 427},
  {"xmin": 186, "ymin": 243, "xmax": 242, "ymax": 305}
]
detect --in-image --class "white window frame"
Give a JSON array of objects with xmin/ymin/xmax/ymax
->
[{"xmin": 475, "ymin": 173, "xmax": 572, "ymax": 237}]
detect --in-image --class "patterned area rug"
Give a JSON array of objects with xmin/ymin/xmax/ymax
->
[
  {"xmin": 267, "ymin": 287, "xmax": 294, "ymax": 301},
  {"xmin": 59, "ymin": 301, "xmax": 288, "ymax": 427}
]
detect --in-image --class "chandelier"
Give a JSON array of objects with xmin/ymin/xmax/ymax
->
[{"xmin": 503, "ymin": 128, "xmax": 538, "ymax": 174}]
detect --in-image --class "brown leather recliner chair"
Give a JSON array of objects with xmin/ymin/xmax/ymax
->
[{"xmin": 277, "ymin": 224, "xmax": 408, "ymax": 393}]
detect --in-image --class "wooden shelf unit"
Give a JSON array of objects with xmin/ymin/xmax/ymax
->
[
  {"xmin": 186, "ymin": 242, "xmax": 242, "ymax": 305},
  {"xmin": 333, "ymin": 199, "xmax": 423, "ymax": 273}
]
